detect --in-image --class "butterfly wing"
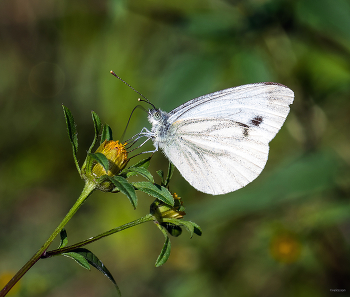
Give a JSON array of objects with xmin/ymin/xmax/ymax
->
[{"xmin": 159, "ymin": 83, "xmax": 294, "ymax": 195}]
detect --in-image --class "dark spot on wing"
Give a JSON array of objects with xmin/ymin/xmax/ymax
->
[
  {"xmin": 237, "ymin": 122, "xmax": 249, "ymax": 128},
  {"xmin": 251, "ymin": 116, "xmax": 263, "ymax": 126},
  {"xmin": 243, "ymin": 128, "xmax": 249, "ymax": 137},
  {"xmin": 237, "ymin": 122, "xmax": 249, "ymax": 137}
]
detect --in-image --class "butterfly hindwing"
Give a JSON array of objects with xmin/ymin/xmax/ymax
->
[{"xmin": 160, "ymin": 118, "xmax": 269, "ymax": 195}]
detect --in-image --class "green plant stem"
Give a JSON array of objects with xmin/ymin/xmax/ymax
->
[
  {"xmin": 44, "ymin": 214, "xmax": 155, "ymax": 257},
  {"xmin": 0, "ymin": 181, "xmax": 96, "ymax": 297}
]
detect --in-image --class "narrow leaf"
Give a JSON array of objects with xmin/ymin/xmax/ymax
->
[
  {"xmin": 65, "ymin": 248, "xmax": 121, "ymax": 296},
  {"xmin": 62, "ymin": 252, "xmax": 90, "ymax": 270},
  {"xmin": 88, "ymin": 111, "xmax": 102, "ymax": 153},
  {"xmin": 62, "ymin": 105, "xmax": 78, "ymax": 152},
  {"xmin": 89, "ymin": 152, "xmax": 109, "ymax": 173},
  {"xmin": 178, "ymin": 221, "xmax": 195, "ymax": 238},
  {"xmin": 133, "ymin": 182, "xmax": 174, "ymax": 206},
  {"xmin": 156, "ymin": 170, "xmax": 164, "ymax": 184},
  {"xmin": 129, "ymin": 157, "xmax": 152, "ymax": 169},
  {"xmin": 155, "ymin": 224, "xmax": 171, "ymax": 267},
  {"xmin": 58, "ymin": 229, "xmax": 68, "ymax": 248},
  {"xmin": 125, "ymin": 167, "xmax": 154, "ymax": 182},
  {"xmin": 101, "ymin": 124, "xmax": 113, "ymax": 143},
  {"xmin": 62, "ymin": 105, "xmax": 80, "ymax": 174},
  {"xmin": 164, "ymin": 162, "xmax": 175, "ymax": 187},
  {"xmin": 111, "ymin": 176, "xmax": 137, "ymax": 209},
  {"xmin": 192, "ymin": 221, "xmax": 203, "ymax": 236}
]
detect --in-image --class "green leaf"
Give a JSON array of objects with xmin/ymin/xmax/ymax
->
[
  {"xmin": 88, "ymin": 111, "xmax": 102, "ymax": 153},
  {"xmin": 156, "ymin": 170, "xmax": 164, "ymax": 184},
  {"xmin": 111, "ymin": 176, "xmax": 137, "ymax": 209},
  {"xmin": 58, "ymin": 229, "xmax": 68, "ymax": 248},
  {"xmin": 180, "ymin": 221, "xmax": 202, "ymax": 238},
  {"xmin": 62, "ymin": 105, "xmax": 78, "ymax": 153},
  {"xmin": 129, "ymin": 157, "xmax": 151, "ymax": 169},
  {"xmin": 62, "ymin": 251, "xmax": 90, "ymax": 270},
  {"xmin": 101, "ymin": 124, "xmax": 113, "ymax": 143},
  {"xmin": 89, "ymin": 152, "xmax": 109, "ymax": 174},
  {"xmin": 133, "ymin": 182, "xmax": 174, "ymax": 206},
  {"xmin": 191, "ymin": 221, "xmax": 202, "ymax": 236},
  {"xmin": 63, "ymin": 248, "xmax": 121, "ymax": 296},
  {"xmin": 62, "ymin": 105, "xmax": 80, "ymax": 174},
  {"xmin": 162, "ymin": 219, "xmax": 202, "ymax": 238},
  {"xmin": 155, "ymin": 224, "xmax": 171, "ymax": 267},
  {"xmin": 178, "ymin": 221, "xmax": 194, "ymax": 237},
  {"xmin": 161, "ymin": 222, "xmax": 182, "ymax": 237},
  {"xmin": 164, "ymin": 162, "xmax": 175, "ymax": 187},
  {"xmin": 125, "ymin": 167, "xmax": 154, "ymax": 182}
]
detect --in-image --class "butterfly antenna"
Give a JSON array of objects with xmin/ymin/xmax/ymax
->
[
  {"xmin": 120, "ymin": 105, "xmax": 147, "ymax": 141},
  {"xmin": 110, "ymin": 70, "xmax": 156, "ymax": 109}
]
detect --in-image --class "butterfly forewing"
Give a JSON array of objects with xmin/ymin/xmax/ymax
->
[{"xmin": 168, "ymin": 83, "xmax": 294, "ymax": 143}]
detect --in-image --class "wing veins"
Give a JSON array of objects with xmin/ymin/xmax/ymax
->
[
  {"xmin": 182, "ymin": 137, "xmax": 256, "ymax": 191},
  {"xmin": 180, "ymin": 135, "xmax": 265, "ymax": 175},
  {"xmin": 179, "ymin": 140, "xmax": 217, "ymax": 194}
]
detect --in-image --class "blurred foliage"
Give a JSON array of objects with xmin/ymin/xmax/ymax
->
[{"xmin": 1, "ymin": 0, "xmax": 350, "ymax": 296}]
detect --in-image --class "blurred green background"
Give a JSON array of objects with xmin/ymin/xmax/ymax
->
[{"xmin": 1, "ymin": 0, "xmax": 350, "ymax": 296}]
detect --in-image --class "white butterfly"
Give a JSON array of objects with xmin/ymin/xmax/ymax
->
[{"xmin": 134, "ymin": 82, "xmax": 294, "ymax": 195}]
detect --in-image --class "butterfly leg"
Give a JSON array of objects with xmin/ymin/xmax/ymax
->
[
  {"xmin": 125, "ymin": 127, "xmax": 154, "ymax": 149},
  {"xmin": 128, "ymin": 136, "xmax": 154, "ymax": 152},
  {"xmin": 125, "ymin": 127, "xmax": 151, "ymax": 142},
  {"xmin": 128, "ymin": 138, "xmax": 158, "ymax": 158},
  {"xmin": 127, "ymin": 130, "xmax": 159, "ymax": 158}
]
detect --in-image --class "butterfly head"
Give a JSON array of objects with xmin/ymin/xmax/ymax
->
[
  {"xmin": 148, "ymin": 108, "xmax": 171, "ymax": 141},
  {"xmin": 148, "ymin": 108, "xmax": 168, "ymax": 125}
]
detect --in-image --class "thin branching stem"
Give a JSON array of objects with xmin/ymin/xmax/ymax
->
[
  {"xmin": 43, "ymin": 214, "xmax": 155, "ymax": 257},
  {"xmin": 0, "ymin": 181, "xmax": 96, "ymax": 297}
]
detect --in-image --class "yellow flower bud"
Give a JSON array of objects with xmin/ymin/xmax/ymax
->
[
  {"xmin": 82, "ymin": 140, "xmax": 129, "ymax": 192},
  {"xmin": 92, "ymin": 140, "xmax": 128, "ymax": 177}
]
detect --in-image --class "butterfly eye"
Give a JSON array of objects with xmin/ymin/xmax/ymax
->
[{"xmin": 154, "ymin": 111, "xmax": 161, "ymax": 119}]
